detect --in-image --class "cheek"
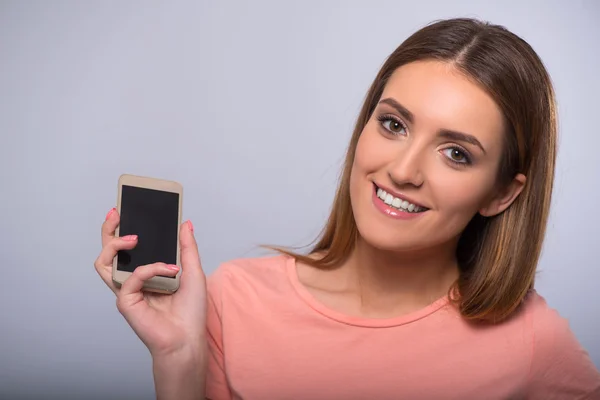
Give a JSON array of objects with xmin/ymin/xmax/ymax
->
[
  {"xmin": 349, "ymin": 151, "xmax": 366, "ymax": 205},
  {"xmin": 352, "ymin": 126, "xmax": 391, "ymax": 173},
  {"xmin": 350, "ymin": 131, "xmax": 378, "ymax": 204},
  {"xmin": 430, "ymin": 172, "xmax": 495, "ymax": 215}
]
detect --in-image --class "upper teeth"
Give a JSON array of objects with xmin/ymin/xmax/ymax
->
[{"xmin": 376, "ymin": 188, "xmax": 425, "ymax": 213}]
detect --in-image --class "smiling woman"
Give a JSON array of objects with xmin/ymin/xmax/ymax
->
[
  {"xmin": 96, "ymin": 17, "xmax": 600, "ymax": 400},
  {"xmin": 206, "ymin": 18, "xmax": 600, "ymax": 398},
  {"xmin": 275, "ymin": 22, "xmax": 548, "ymax": 323}
]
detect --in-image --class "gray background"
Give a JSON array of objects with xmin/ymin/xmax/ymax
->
[{"xmin": 1, "ymin": 1, "xmax": 598, "ymax": 398}]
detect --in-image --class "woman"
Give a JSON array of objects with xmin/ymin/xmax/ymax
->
[{"xmin": 95, "ymin": 18, "xmax": 600, "ymax": 399}]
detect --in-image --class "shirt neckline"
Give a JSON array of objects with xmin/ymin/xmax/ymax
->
[{"xmin": 284, "ymin": 254, "xmax": 451, "ymax": 328}]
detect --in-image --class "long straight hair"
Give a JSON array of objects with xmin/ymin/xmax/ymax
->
[{"xmin": 269, "ymin": 18, "xmax": 557, "ymax": 323}]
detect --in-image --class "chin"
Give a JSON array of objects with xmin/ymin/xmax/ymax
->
[{"xmin": 354, "ymin": 218, "xmax": 430, "ymax": 253}]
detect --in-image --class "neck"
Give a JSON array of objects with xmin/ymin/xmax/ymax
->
[{"xmin": 340, "ymin": 236, "xmax": 460, "ymax": 314}]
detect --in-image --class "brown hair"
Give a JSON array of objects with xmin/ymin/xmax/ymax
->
[{"xmin": 269, "ymin": 18, "xmax": 557, "ymax": 323}]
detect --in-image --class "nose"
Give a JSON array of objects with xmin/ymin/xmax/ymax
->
[{"xmin": 387, "ymin": 142, "xmax": 425, "ymax": 188}]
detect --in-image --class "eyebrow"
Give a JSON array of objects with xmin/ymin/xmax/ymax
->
[
  {"xmin": 379, "ymin": 98, "xmax": 414, "ymax": 123},
  {"xmin": 378, "ymin": 97, "xmax": 487, "ymax": 154}
]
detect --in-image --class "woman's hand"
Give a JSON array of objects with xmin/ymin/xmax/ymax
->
[{"xmin": 94, "ymin": 208, "xmax": 207, "ymax": 359}]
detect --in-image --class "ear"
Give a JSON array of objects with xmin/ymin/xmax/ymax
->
[{"xmin": 479, "ymin": 173, "xmax": 526, "ymax": 217}]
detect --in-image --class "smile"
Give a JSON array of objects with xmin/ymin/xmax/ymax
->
[
  {"xmin": 376, "ymin": 187, "xmax": 426, "ymax": 213},
  {"xmin": 372, "ymin": 184, "xmax": 429, "ymax": 220}
]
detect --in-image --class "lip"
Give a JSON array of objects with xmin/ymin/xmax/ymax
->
[
  {"xmin": 373, "ymin": 182, "xmax": 429, "ymax": 210},
  {"xmin": 371, "ymin": 184, "xmax": 428, "ymax": 220}
]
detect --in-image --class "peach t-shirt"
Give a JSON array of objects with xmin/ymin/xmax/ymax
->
[{"xmin": 205, "ymin": 255, "xmax": 600, "ymax": 399}]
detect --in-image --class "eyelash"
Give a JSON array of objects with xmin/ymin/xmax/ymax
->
[
  {"xmin": 441, "ymin": 146, "xmax": 472, "ymax": 167},
  {"xmin": 377, "ymin": 114, "xmax": 408, "ymax": 136},
  {"xmin": 376, "ymin": 113, "xmax": 473, "ymax": 167}
]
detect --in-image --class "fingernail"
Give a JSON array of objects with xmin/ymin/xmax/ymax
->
[
  {"xmin": 105, "ymin": 208, "xmax": 116, "ymax": 220},
  {"xmin": 187, "ymin": 220, "xmax": 194, "ymax": 232},
  {"xmin": 122, "ymin": 235, "xmax": 137, "ymax": 241},
  {"xmin": 167, "ymin": 264, "xmax": 180, "ymax": 271}
]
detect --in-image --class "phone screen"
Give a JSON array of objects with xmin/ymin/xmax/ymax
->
[{"xmin": 117, "ymin": 185, "xmax": 179, "ymax": 278}]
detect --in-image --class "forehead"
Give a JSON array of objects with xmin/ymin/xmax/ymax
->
[{"xmin": 380, "ymin": 61, "xmax": 505, "ymax": 150}]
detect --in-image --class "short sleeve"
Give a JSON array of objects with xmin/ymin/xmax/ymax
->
[
  {"xmin": 205, "ymin": 265, "xmax": 233, "ymax": 400},
  {"xmin": 526, "ymin": 294, "xmax": 600, "ymax": 399}
]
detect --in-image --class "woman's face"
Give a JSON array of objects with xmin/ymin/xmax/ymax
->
[{"xmin": 350, "ymin": 60, "xmax": 524, "ymax": 252}]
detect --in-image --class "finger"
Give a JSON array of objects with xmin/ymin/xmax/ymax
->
[
  {"xmin": 97, "ymin": 235, "xmax": 138, "ymax": 268},
  {"xmin": 101, "ymin": 207, "xmax": 120, "ymax": 247},
  {"xmin": 94, "ymin": 235, "xmax": 139, "ymax": 292},
  {"xmin": 117, "ymin": 263, "xmax": 180, "ymax": 308},
  {"xmin": 179, "ymin": 220, "xmax": 204, "ymax": 279}
]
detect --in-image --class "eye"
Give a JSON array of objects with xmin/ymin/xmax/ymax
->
[
  {"xmin": 441, "ymin": 147, "xmax": 472, "ymax": 166},
  {"xmin": 377, "ymin": 114, "xmax": 408, "ymax": 136}
]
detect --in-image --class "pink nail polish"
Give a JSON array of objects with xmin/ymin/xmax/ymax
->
[
  {"xmin": 105, "ymin": 208, "xmax": 116, "ymax": 220},
  {"xmin": 167, "ymin": 264, "xmax": 180, "ymax": 271},
  {"xmin": 188, "ymin": 220, "xmax": 194, "ymax": 232},
  {"xmin": 122, "ymin": 235, "xmax": 137, "ymax": 241}
]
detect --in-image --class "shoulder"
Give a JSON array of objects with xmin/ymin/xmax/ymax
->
[
  {"xmin": 522, "ymin": 290, "xmax": 590, "ymax": 356},
  {"xmin": 521, "ymin": 289, "xmax": 568, "ymax": 337},
  {"xmin": 520, "ymin": 290, "xmax": 600, "ymax": 398},
  {"xmin": 207, "ymin": 253, "xmax": 293, "ymax": 300},
  {"xmin": 522, "ymin": 289, "xmax": 587, "ymax": 362}
]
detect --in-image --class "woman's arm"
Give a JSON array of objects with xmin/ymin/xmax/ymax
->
[
  {"xmin": 204, "ymin": 265, "xmax": 234, "ymax": 400},
  {"xmin": 526, "ymin": 294, "xmax": 600, "ymax": 399},
  {"xmin": 153, "ymin": 344, "xmax": 208, "ymax": 400}
]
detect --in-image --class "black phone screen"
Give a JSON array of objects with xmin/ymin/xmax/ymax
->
[{"xmin": 117, "ymin": 185, "xmax": 179, "ymax": 278}]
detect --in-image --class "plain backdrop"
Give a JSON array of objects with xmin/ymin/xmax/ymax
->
[{"xmin": 1, "ymin": 1, "xmax": 598, "ymax": 398}]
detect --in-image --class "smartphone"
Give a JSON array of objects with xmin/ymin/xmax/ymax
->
[{"xmin": 112, "ymin": 174, "xmax": 183, "ymax": 294}]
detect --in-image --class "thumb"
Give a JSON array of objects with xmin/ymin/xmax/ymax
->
[{"xmin": 179, "ymin": 220, "xmax": 204, "ymax": 278}]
